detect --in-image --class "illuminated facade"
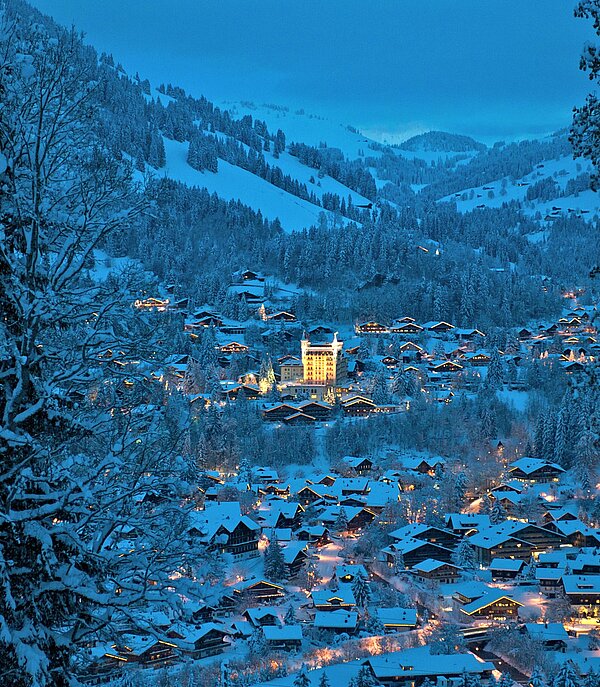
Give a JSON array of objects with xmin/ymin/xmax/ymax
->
[{"xmin": 301, "ymin": 332, "xmax": 347, "ymax": 385}]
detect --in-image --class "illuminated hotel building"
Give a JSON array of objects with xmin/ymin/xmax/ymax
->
[{"xmin": 300, "ymin": 332, "xmax": 347, "ymax": 385}]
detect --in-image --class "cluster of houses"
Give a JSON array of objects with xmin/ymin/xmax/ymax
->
[
  {"xmin": 133, "ymin": 268, "xmax": 598, "ymax": 423},
  {"xmin": 81, "ymin": 443, "xmax": 600, "ymax": 685}
]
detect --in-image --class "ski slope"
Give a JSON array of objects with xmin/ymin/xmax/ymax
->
[
  {"xmin": 224, "ymin": 101, "xmax": 382, "ymax": 159},
  {"xmin": 159, "ymin": 138, "xmax": 352, "ymax": 232}
]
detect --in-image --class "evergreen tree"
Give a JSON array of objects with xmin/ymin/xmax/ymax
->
[
  {"xmin": 335, "ymin": 506, "xmax": 349, "ymax": 532},
  {"xmin": 294, "ymin": 664, "xmax": 311, "ymax": 687},
  {"xmin": 486, "ymin": 349, "xmax": 504, "ymax": 389},
  {"xmin": 552, "ymin": 662, "xmax": 579, "ymax": 687},
  {"xmin": 530, "ymin": 666, "xmax": 549, "ymax": 687},
  {"xmin": 352, "ymin": 573, "xmax": 371, "ymax": 608},
  {"xmin": 284, "ymin": 604, "xmax": 297, "ymax": 625},
  {"xmin": 0, "ymin": 19, "xmax": 201, "ymax": 686},
  {"xmin": 490, "ymin": 498, "xmax": 507, "ymax": 525},
  {"xmin": 319, "ymin": 672, "xmax": 331, "ymax": 687},
  {"xmin": 452, "ymin": 537, "xmax": 477, "ymax": 570},
  {"xmin": 264, "ymin": 535, "xmax": 286, "ymax": 581},
  {"xmin": 430, "ymin": 622, "xmax": 467, "ymax": 655}
]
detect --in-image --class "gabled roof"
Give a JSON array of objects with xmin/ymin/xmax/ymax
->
[
  {"xmin": 412, "ymin": 558, "xmax": 461, "ymax": 573},
  {"xmin": 508, "ymin": 457, "xmax": 565, "ymax": 476},
  {"xmin": 460, "ymin": 591, "xmax": 522, "ymax": 615},
  {"xmin": 262, "ymin": 625, "xmax": 303, "ymax": 641},
  {"xmin": 314, "ymin": 610, "xmax": 358, "ymax": 629},
  {"xmin": 375, "ymin": 607, "xmax": 418, "ymax": 627}
]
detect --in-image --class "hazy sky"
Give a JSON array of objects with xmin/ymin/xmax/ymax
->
[{"xmin": 31, "ymin": 0, "xmax": 594, "ymax": 143}]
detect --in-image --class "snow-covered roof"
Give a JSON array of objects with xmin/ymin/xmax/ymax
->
[
  {"xmin": 412, "ymin": 558, "xmax": 460, "ymax": 573},
  {"xmin": 366, "ymin": 646, "xmax": 494, "ymax": 680},
  {"xmin": 489, "ymin": 558, "xmax": 524, "ymax": 571},
  {"xmin": 262, "ymin": 625, "xmax": 303, "ymax": 641},
  {"xmin": 375, "ymin": 607, "xmax": 418, "ymax": 627},
  {"xmin": 313, "ymin": 610, "xmax": 358, "ymax": 629}
]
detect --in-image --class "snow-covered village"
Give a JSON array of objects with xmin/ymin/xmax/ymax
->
[{"xmin": 2, "ymin": 2, "xmax": 600, "ymax": 687}]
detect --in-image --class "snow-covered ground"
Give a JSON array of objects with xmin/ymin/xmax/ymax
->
[
  {"xmin": 440, "ymin": 154, "xmax": 600, "ymax": 221},
  {"xmin": 223, "ymin": 101, "xmax": 382, "ymax": 160},
  {"xmin": 159, "ymin": 137, "xmax": 358, "ymax": 232}
]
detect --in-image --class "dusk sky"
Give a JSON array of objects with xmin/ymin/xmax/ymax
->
[{"xmin": 31, "ymin": 0, "xmax": 594, "ymax": 143}]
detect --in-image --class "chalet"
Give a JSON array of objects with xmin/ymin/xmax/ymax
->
[
  {"xmin": 262, "ymin": 625, "xmax": 303, "ymax": 651},
  {"xmin": 382, "ymin": 538, "xmax": 454, "ymax": 569},
  {"xmin": 233, "ymin": 579, "xmax": 285, "ymax": 603},
  {"xmin": 389, "ymin": 523, "xmax": 461, "ymax": 550},
  {"xmin": 430, "ymin": 360, "xmax": 463, "ymax": 374},
  {"xmin": 267, "ymin": 311, "xmax": 297, "ymax": 322},
  {"xmin": 312, "ymin": 587, "xmax": 356, "ymax": 612},
  {"xmin": 223, "ymin": 384, "xmax": 260, "ymax": 401},
  {"xmin": 489, "ymin": 558, "xmax": 524, "ymax": 581},
  {"xmin": 296, "ymin": 525, "xmax": 330, "ymax": 547},
  {"xmin": 464, "ymin": 351, "xmax": 491, "ymax": 366},
  {"xmin": 243, "ymin": 607, "xmax": 282, "ymax": 628},
  {"xmin": 263, "ymin": 403, "xmax": 305, "ymax": 422},
  {"xmin": 469, "ymin": 522, "xmax": 564, "ymax": 566},
  {"xmin": 390, "ymin": 321, "xmax": 424, "ymax": 335},
  {"xmin": 187, "ymin": 602, "xmax": 217, "ymax": 626},
  {"xmin": 259, "ymin": 502, "xmax": 304, "ymax": 531},
  {"xmin": 281, "ymin": 541, "xmax": 309, "ymax": 578},
  {"xmin": 563, "ymin": 575, "xmax": 600, "ymax": 609},
  {"xmin": 187, "ymin": 502, "xmax": 260, "ymax": 559},
  {"xmin": 334, "ymin": 564, "xmax": 368, "ymax": 584},
  {"xmin": 341, "ymin": 395, "xmax": 377, "ymax": 416},
  {"xmin": 309, "ymin": 325, "xmax": 335, "ymax": 338},
  {"xmin": 297, "ymin": 484, "xmax": 333, "ymax": 506},
  {"xmin": 375, "ymin": 607, "xmax": 418, "ymax": 633},
  {"xmin": 296, "ymin": 401, "xmax": 333, "ymax": 421},
  {"xmin": 382, "ymin": 355, "xmax": 400, "ymax": 368},
  {"xmin": 108, "ymin": 634, "xmax": 178, "ymax": 668},
  {"xmin": 457, "ymin": 590, "xmax": 523, "ymax": 621},
  {"xmin": 522, "ymin": 623, "xmax": 568, "ymax": 652},
  {"xmin": 342, "ymin": 455, "xmax": 374, "ymax": 475},
  {"xmin": 173, "ymin": 624, "xmax": 230, "ymax": 660},
  {"xmin": 454, "ymin": 328, "xmax": 486, "ymax": 341},
  {"xmin": 508, "ymin": 457, "xmax": 566, "ymax": 483},
  {"xmin": 562, "ymin": 360, "xmax": 585, "ymax": 374},
  {"xmin": 411, "ymin": 559, "xmax": 462, "ymax": 584},
  {"xmin": 545, "ymin": 520, "xmax": 600, "ymax": 547},
  {"xmin": 240, "ymin": 269, "xmax": 265, "ymax": 282},
  {"xmin": 314, "ymin": 610, "xmax": 358, "ymax": 633},
  {"xmin": 572, "ymin": 552, "xmax": 600, "ymax": 575},
  {"xmin": 355, "ymin": 321, "xmax": 389, "ymax": 335},
  {"xmin": 397, "ymin": 455, "xmax": 445, "ymax": 476},
  {"xmin": 535, "ymin": 568, "xmax": 564, "ymax": 598},
  {"xmin": 282, "ymin": 412, "xmax": 316, "ymax": 425},
  {"xmin": 424, "ymin": 321, "xmax": 455, "ymax": 333},
  {"xmin": 219, "ymin": 341, "xmax": 249, "ymax": 354},
  {"xmin": 518, "ymin": 328, "xmax": 533, "ymax": 340},
  {"xmin": 365, "ymin": 647, "xmax": 494, "ymax": 687},
  {"xmin": 320, "ymin": 505, "xmax": 376, "ymax": 532}
]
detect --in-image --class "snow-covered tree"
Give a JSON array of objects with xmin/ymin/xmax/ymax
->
[
  {"xmin": 0, "ymin": 14, "xmax": 201, "ymax": 686},
  {"xmin": 334, "ymin": 506, "xmax": 349, "ymax": 532},
  {"xmin": 490, "ymin": 498, "xmax": 507, "ymax": 524},
  {"xmin": 318, "ymin": 672, "xmax": 331, "ymax": 687},
  {"xmin": 452, "ymin": 537, "xmax": 477, "ymax": 570},
  {"xmin": 552, "ymin": 661, "xmax": 579, "ymax": 687},
  {"xmin": 294, "ymin": 664, "xmax": 311, "ymax": 687},
  {"xmin": 530, "ymin": 666, "xmax": 549, "ymax": 687},
  {"xmin": 264, "ymin": 535, "xmax": 286, "ymax": 581},
  {"xmin": 352, "ymin": 573, "xmax": 371, "ymax": 608},
  {"xmin": 429, "ymin": 622, "xmax": 467, "ymax": 655}
]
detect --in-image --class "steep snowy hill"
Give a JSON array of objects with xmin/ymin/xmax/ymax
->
[{"xmin": 159, "ymin": 138, "xmax": 357, "ymax": 232}]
